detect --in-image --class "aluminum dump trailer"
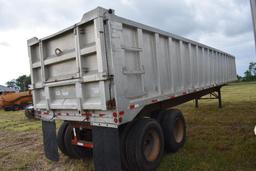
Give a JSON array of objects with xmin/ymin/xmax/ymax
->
[{"xmin": 27, "ymin": 7, "xmax": 237, "ymax": 171}]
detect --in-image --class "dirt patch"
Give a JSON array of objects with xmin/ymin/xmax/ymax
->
[{"xmin": 0, "ymin": 130, "xmax": 40, "ymax": 169}]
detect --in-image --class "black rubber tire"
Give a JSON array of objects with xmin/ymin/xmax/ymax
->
[
  {"xmin": 24, "ymin": 109, "xmax": 35, "ymax": 119},
  {"xmin": 64, "ymin": 125, "xmax": 92, "ymax": 159},
  {"xmin": 119, "ymin": 121, "xmax": 137, "ymax": 171},
  {"xmin": 12, "ymin": 105, "xmax": 20, "ymax": 111},
  {"xmin": 57, "ymin": 122, "xmax": 69, "ymax": 156},
  {"xmin": 151, "ymin": 109, "xmax": 167, "ymax": 123},
  {"xmin": 125, "ymin": 118, "xmax": 164, "ymax": 171},
  {"xmin": 4, "ymin": 107, "xmax": 10, "ymax": 111},
  {"xmin": 161, "ymin": 109, "xmax": 186, "ymax": 153}
]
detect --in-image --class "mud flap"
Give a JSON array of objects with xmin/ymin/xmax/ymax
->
[
  {"xmin": 92, "ymin": 126, "xmax": 122, "ymax": 171},
  {"xmin": 42, "ymin": 120, "xmax": 59, "ymax": 161}
]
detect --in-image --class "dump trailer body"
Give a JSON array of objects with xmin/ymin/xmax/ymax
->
[
  {"xmin": 28, "ymin": 7, "xmax": 237, "ymax": 128},
  {"xmin": 0, "ymin": 91, "xmax": 33, "ymax": 110}
]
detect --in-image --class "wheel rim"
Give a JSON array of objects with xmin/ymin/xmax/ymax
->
[
  {"xmin": 143, "ymin": 128, "xmax": 161, "ymax": 162},
  {"xmin": 173, "ymin": 118, "xmax": 184, "ymax": 143}
]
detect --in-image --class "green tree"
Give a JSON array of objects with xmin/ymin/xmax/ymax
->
[
  {"xmin": 16, "ymin": 75, "xmax": 31, "ymax": 91},
  {"xmin": 249, "ymin": 62, "xmax": 256, "ymax": 76},
  {"xmin": 6, "ymin": 79, "xmax": 17, "ymax": 89},
  {"xmin": 244, "ymin": 70, "xmax": 254, "ymax": 81},
  {"xmin": 5, "ymin": 75, "xmax": 31, "ymax": 91},
  {"xmin": 237, "ymin": 75, "xmax": 242, "ymax": 81},
  {"xmin": 243, "ymin": 62, "xmax": 256, "ymax": 81}
]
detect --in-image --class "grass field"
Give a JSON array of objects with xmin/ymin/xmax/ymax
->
[{"xmin": 0, "ymin": 82, "xmax": 256, "ymax": 171}]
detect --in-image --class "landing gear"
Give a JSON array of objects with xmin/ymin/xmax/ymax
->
[{"xmin": 195, "ymin": 87, "xmax": 222, "ymax": 108}]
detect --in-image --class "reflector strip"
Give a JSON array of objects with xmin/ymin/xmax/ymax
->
[
  {"xmin": 129, "ymin": 104, "xmax": 135, "ymax": 109},
  {"xmin": 77, "ymin": 142, "xmax": 83, "ymax": 146},
  {"xmin": 99, "ymin": 113, "xmax": 105, "ymax": 117},
  {"xmin": 72, "ymin": 128, "xmax": 77, "ymax": 137},
  {"xmin": 128, "ymin": 104, "xmax": 139, "ymax": 109},
  {"xmin": 151, "ymin": 99, "xmax": 158, "ymax": 103},
  {"xmin": 170, "ymin": 96, "xmax": 176, "ymax": 99},
  {"xmin": 73, "ymin": 141, "xmax": 93, "ymax": 149}
]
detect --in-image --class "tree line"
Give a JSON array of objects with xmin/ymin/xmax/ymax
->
[
  {"xmin": 6, "ymin": 75, "xmax": 31, "ymax": 92},
  {"xmin": 238, "ymin": 62, "xmax": 256, "ymax": 81}
]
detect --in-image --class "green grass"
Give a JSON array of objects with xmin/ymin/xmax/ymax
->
[
  {"xmin": 0, "ymin": 111, "xmax": 91, "ymax": 171},
  {"xmin": 158, "ymin": 82, "xmax": 256, "ymax": 171},
  {"xmin": 0, "ymin": 82, "xmax": 255, "ymax": 170},
  {"xmin": 0, "ymin": 110, "xmax": 42, "ymax": 132}
]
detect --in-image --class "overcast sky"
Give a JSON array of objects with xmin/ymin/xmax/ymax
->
[{"xmin": 0, "ymin": 0, "xmax": 254, "ymax": 85}]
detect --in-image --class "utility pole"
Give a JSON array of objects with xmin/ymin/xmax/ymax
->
[{"xmin": 250, "ymin": 0, "xmax": 256, "ymax": 48}]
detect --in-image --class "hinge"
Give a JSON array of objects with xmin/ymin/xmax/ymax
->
[
  {"xmin": 102, "ymin": 74, "xmax": 114, "ymax": 79},
  {"xmin": 103, "ymin": 19, "xmax": 108, "ymax": 25},
  {"xmin": 107, "ymin": 98, "xmax": 116, "ymax": 109},
  {"xmin": 73, "ymin": 29, "xmax": 77, "ymax": 35}
]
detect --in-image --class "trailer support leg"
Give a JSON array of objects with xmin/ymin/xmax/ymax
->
[
  {"xmin": 218, "ymin": 89, "xmax": 222, "ymax": 108},
  {"xmin": 195, "ymin": 98, "xmax": 199, "ymax": 108},
  {"xmin": 92, "ymin": 126, "xmax": 122, "ymax": 171}
]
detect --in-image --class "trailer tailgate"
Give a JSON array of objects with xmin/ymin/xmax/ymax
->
[{"xmin": 28, "ymin": 15, "xmax": 110, "ymax": 111}]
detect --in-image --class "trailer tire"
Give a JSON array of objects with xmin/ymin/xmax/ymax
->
[
  {"xmin": 4, "ymin": 107, "xmax": 10, "ymax": 111},
  {"xmin": 151, "ymin": 109, "xmax": 169, "ymax": 124},
  {"xmin": 24, "ymin": 109, "xmax": 35, "ymax": 119},
  {"xmin": 126, "ymin": 118, "xmax": 164, "ymax": 171},
  {"xmin": 64, "ymin": 125, "xmax": 92, "ymax": 159},
  {"xmin": 119, "ymin": 122, "xmax": 137, "ymax": 171},
  {"xmin": 161, "ymin": 109, "xmax": 186, "ymax": 153},
  {"xmin": 13, "ymin": 105, "xmax": 20, "ymax": 111},
  {"xmin": 57, "ymin": 122, "xmax": 69, "ymax": 156}
]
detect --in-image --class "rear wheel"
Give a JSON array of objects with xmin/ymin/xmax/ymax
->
[
  {"xmin": 125, "ymin": 118, "xmax": 164, "ymax": 171},
  {"xmin": 4, "ymin": 106, "xmax": 11, "ymax": 111},
  {"xmin": 57, "ymin": 122, "xmax": 69, "ymax": 156},
  {"xmin": 13, "ymin": 105, "xmax": 21, "ymax": 111},
  {"xmin": 64, "ymin": 124, "xmax": 92, "ymax": 159},
  {"xmin": 119, "ymin": 122, "xmax": 137, "ymax": 171},
  {"xmin": 161, "ymin": 109, "xmax": 186, "ymax": 153},
  {"xmin": 151, "ymin": 109, "xmax": 167, "ymax": 123},
  {"xmin": 24, "ymin": 108, "xmax": 35, "ymax": 119}
]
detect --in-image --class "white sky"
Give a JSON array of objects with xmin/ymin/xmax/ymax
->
[{"xmin": 0, "ymin": 0, "xmax": 255, "ymax": 85}]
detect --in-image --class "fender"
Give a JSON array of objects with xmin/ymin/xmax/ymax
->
[{"xmin": 42, "ymin": 120, "xmax": 59, "ymax": 161}]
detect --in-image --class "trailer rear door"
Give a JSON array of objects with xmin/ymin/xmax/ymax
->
[{"xmin": 28, "ymin": 17, "xmax": 110, "ymax": 111}]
